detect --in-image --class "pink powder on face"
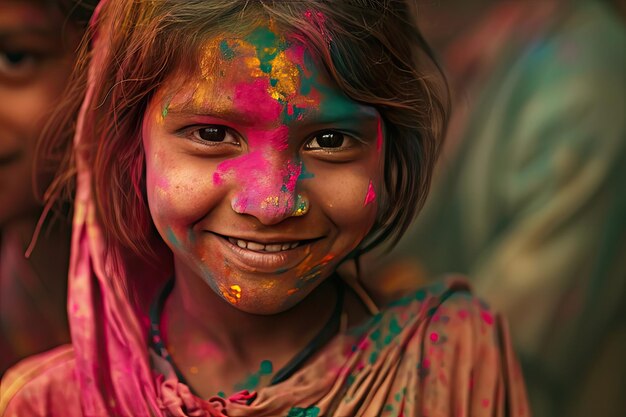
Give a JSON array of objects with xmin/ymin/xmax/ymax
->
[
  {"xmin": 213, "ymin": 126, "xmax": 302, "ymax": 217},
  {"xmin": 282, "ymin": 159, "xmax": 302, "ymax": 192},
  {"xmin": 284, "ymin": 43, "xmax": 307, "ymax": 72},
  {"xmin": 363, "ymin": 180, "xmax": 377, "ymax": 207},
  {"xmin": 233, "ymin": 78, "xmax": 282, "ymax": 125}
]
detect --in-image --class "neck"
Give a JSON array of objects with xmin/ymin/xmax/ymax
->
[{"xmin": 162, "ymin": 260, "xmax": 339, "ymax": 397}]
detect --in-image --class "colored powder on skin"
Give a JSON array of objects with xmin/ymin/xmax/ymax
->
[
  {"xmin": 233, "ymin": 78, "xmax": 282, "ymax": 123},
  {"xmin": 363, "ymin": 180, "xmax": 376, "ymax": 206},
  {"xmin": 245, "ymin": 26, "xmax": 283, "ymax": 73},
  {"xmin": 219, "ymin": 39, "xmax": 236, "ymax": 60},
  {"xmin": 221, "ymin": 284, "xmax": 242, "ymax": 304},
  {"xmin": 280, "ymin": 160, "xmax": 302, "ymax": 193},
  {"xmin": 166, "ymin": 228, "xmax": 182, "ymax": 249},
  {"xmin": 298, "ymin": 161, "xmax": 315, "ymax": 180}
]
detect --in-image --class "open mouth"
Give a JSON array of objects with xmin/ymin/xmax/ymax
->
[{"xmin": 214, "ymin": 233, "xmax": 321, "ymax": 254}]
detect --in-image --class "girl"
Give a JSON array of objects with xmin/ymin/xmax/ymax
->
[
  {"xmin": 0, "ymin": 0, "xmax": 97, "ymax": 374},
  {"xmin": 1, "ymin": 1, "xmax": 529, "ymax": 416}
]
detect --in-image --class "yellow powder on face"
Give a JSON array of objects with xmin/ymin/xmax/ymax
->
[
  {"xmin": 260, "ymin": 196, "xmax": 280, "ymax": 209},
  {"xmin": 220, "ymin": 283, "xmax": 243, "ymax": 304},
  {"xmin": 268, "ymin": 50, "xmax": 300, "ymax": 101}
]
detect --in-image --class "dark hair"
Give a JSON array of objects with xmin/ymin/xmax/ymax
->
[{"xmin": 39, "ymin": 0, "xmax": 449, "ymax": 264}]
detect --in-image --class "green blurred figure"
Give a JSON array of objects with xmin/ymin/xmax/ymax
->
[{"xmin": 370, "ymin": 1, "xmax": 626, "ymax": 416}]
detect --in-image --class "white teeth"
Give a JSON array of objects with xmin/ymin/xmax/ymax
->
[
  {"xmin": 247, "ymin": 241, "xmax": 265, "ymax": 251},
  {"xmin": 226, "ymin": 236, "xmax": 302, "ymax": 252},
  {"xmin": 265, "ymin": 244, "xmax": 282, "ymax": 252}
]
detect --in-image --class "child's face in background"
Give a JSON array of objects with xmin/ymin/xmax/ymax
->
[
  {"xmin": 0, "ymin": 0, "xmax": 81, "ymax": 227},
  {"xmin": 143, "ymin": 24, "xmax": 384, "ymax": 314}
]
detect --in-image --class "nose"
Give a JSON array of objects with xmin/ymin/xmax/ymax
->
[{"xmin": 230, "ymin": 157, "xmax": 304, "ymax": 225}]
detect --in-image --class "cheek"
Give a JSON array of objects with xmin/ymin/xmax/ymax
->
[
  {"xmin": 144, "ymin": 149, "xmax": 222, "ymax": 237},
  {"xmin": 310, "ymin": 163, "xmax": 380, "ymax": 241}
]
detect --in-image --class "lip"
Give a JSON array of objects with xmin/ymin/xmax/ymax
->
[{"xmin": 212, "ymin": 232, "xmax": 321, "ymax": 273}]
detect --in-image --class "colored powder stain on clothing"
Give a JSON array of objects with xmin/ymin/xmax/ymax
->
[
  {"xmin": 481, "ymin": 310, "xmax": 494, "ymax": 325},
  {"xmin": 429, "ymin": 332, "xmax": 439, "ymax": 343},
  {"xmin": 363, "ymin": 180, "xmax": 377, "ymax": 206},
  {"xmin": 287, "ymin": 406, "xmax": 320, "ymax": 417}
]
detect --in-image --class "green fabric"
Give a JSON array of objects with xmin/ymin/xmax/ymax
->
[{"xmin": 395, "ymin": 2, "xmax": 626, "ymax": 416}]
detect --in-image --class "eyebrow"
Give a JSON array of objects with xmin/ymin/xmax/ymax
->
[{"xmin": 165, "ymin": 100, "xmax": 379, "ymax": 127}]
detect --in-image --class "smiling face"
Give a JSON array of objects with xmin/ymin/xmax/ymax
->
[{"xmin": 142, "ymin": 24, "xmax": 384, "ymax": 314}]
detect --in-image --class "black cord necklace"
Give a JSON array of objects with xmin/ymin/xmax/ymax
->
[{"xmin": 149, "ymin": 275, "xmax": 345, "ymax": 395}]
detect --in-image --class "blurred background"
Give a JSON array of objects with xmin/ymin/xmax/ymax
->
[
  {"xmin": 1, "ymin": 1, "xmax": 625, "ymax": 417},
  {"xmin": 365, "ymin": 1, "xmax": 626, "ymax": 417}
]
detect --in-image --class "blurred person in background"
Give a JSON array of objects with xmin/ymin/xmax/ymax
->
[
  {"xmin": 365, "ymin": 0, "xmax": 626, "ymax": 416},
  {"xmin": 0, "ymin": 0, "xmax": 96, "ymax": 375}
]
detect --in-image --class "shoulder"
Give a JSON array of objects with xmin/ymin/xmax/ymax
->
[
  {"xmin": 0, "ymin": 345, "xmax": 81, "ymax": 417},
  {"xmin": 375, "ymin": 276, "xmax": 530, "ymax": 416}
]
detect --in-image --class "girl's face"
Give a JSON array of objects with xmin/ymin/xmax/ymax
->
[{"xmin": 142, "ymin": 24, "xmax": 384, "ymax": 314}]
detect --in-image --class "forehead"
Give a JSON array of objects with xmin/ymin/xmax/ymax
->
[
  {"xmin": 162, "ymin": 24, "xmax": 371, "ymax": 125},
  {"xmin": 0, "ymin": 0, "xmax": 61, "ymax": 31}
]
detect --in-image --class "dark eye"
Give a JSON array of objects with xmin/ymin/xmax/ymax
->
[
  {"xmin": 192, "ymin": 126, "xmax": 239, "ymax": 144},
  {"xmin": 306, "ymin": 131, "xmax": 346, "ymax": 149},
  {"xmin": 0, "ymin": 50, "xmax": 39, "ymax": 79}
]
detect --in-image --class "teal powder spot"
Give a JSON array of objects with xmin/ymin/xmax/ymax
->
[
  {"xmin": 217, "ymin": 391, "xmax": 226, "ymax": 398},
  {"xmin": 187, "ymin": 228, "xmax": 196, "ymax": 245},
  {"xmin": 384, "ymin": 404, "xmax": 394, "ymax": 412},
  {"xmin": 414, "ymin": 288, "xmax": 427, "ymax": 301},
  {"xmin": 287, "ymin": 406, "xmax": 320, "ymax": 417},
  {"xmin": 219, "ymin": 39, "xmax": 236, "ymax": 60},
  {"xmin": 369, "ymin": 329, "xmax": 381, "ymax": 342},
  {"xmin": 383, "ymin": 334, "xmax": 393, "ymax": 346},
  {"xmin": 281, "ymin": 103, "xmax": 307, "ymax": 123},
  {"xmin": 346, "ymin": 374, "xmax": 355, "ymax": 387},
  {"xmin": 369, "ymin": 350, "xmax": 378, "ymax": 365},
  {"xmin": 270, "ymin": 78, "xmax": 278, "ymax": 87},
  {"xmin": 259, "ymin": 360, "xmax": 273, "ymax": 375},
  {"xmin": 298, "ymin": 162, "xmax": 314, "ymax": 180},
  {"xmin": 166, "ymin": 228, "xmax": 181, "ymax": 249},
  {"xmin": 246, "ymin": 26, "xmax": 284, "ymax": 74},
  {"xmin": 389, "ymin": 317, "xmax": 402, "ymax": 336},
  {"xmin": 394, "ymin": 392, "xmax": 402, "ymax": 402}
]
